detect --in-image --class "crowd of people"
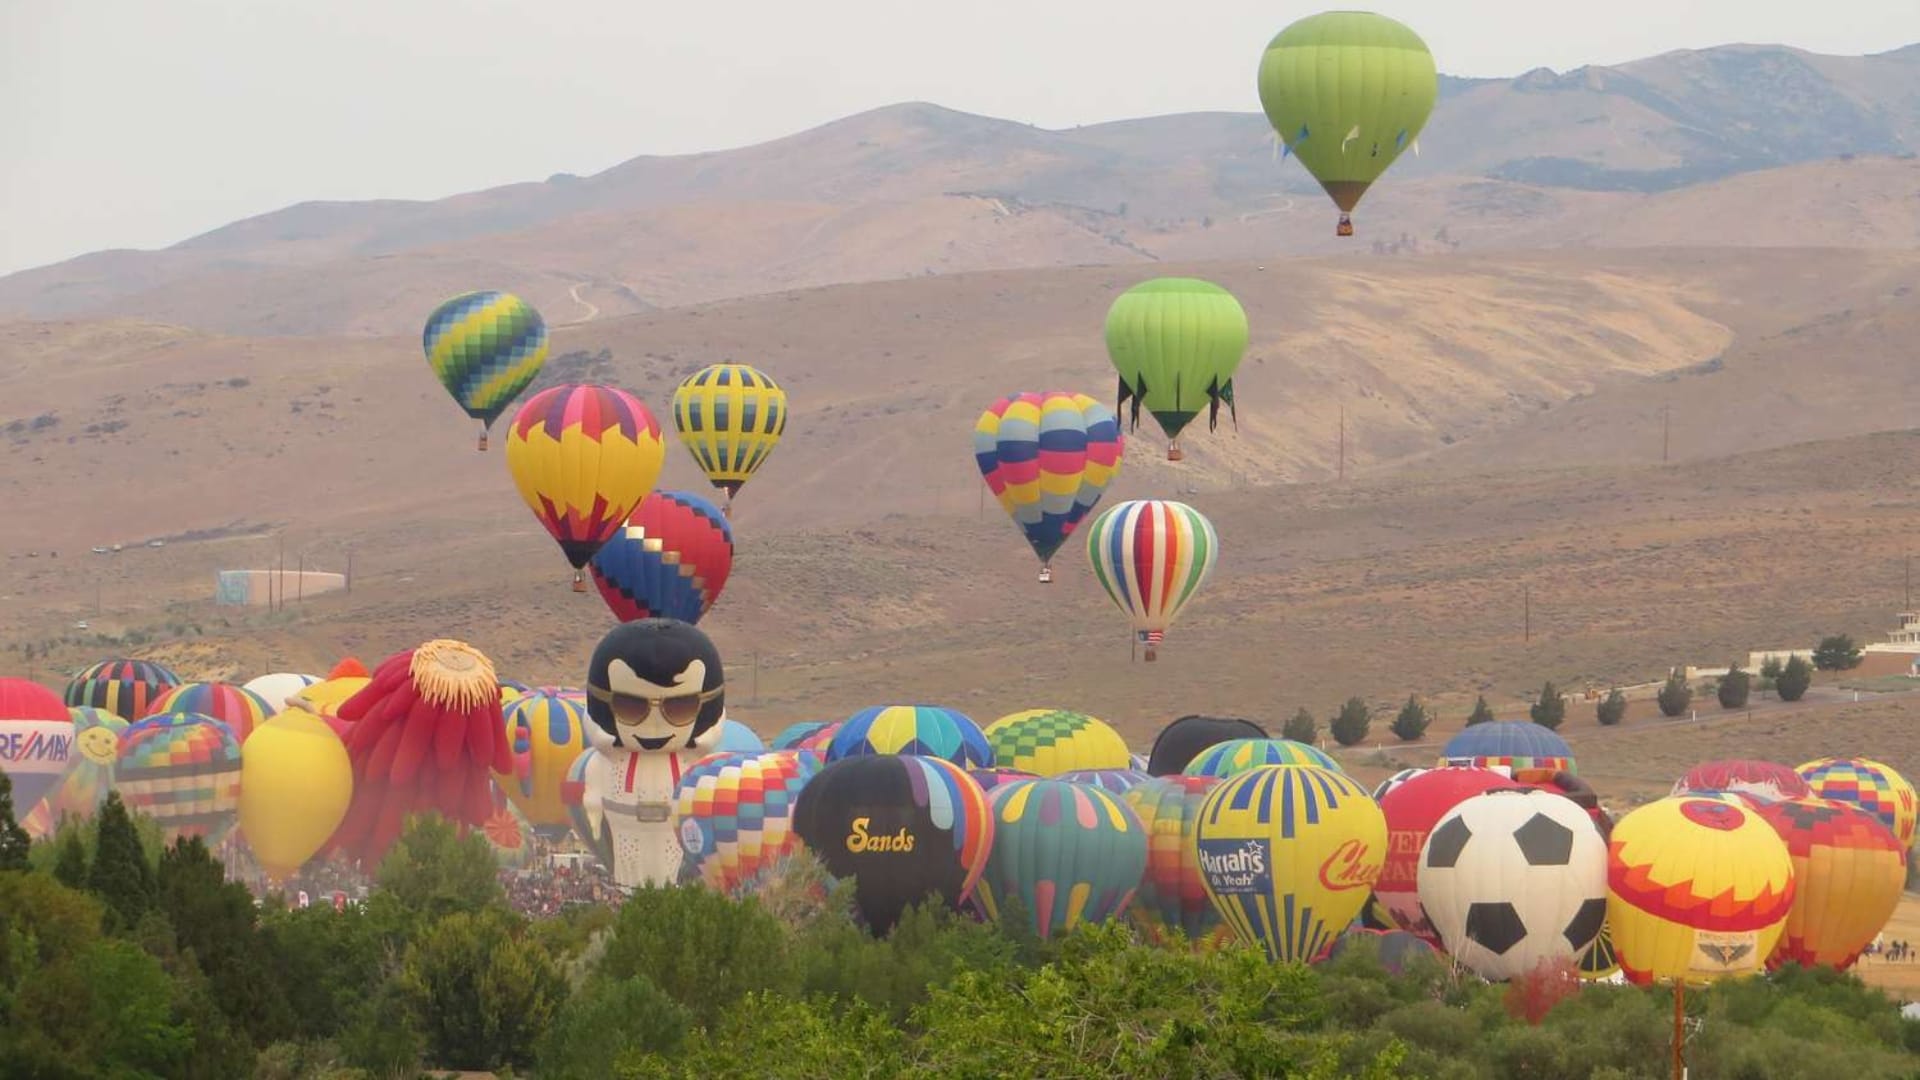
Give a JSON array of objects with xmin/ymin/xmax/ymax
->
[{"xmin": 1864, "ymin": 938, "xmax": 1914, "ymax": 963}]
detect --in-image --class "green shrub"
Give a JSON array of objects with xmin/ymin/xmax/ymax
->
[{"xmin": 599, "ymin": 883, "xmax": 791, "ymax": 1027}]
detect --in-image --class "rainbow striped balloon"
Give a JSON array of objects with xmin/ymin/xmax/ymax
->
[
  {"xmin": 65, "ymin": 658, "xmax": 180, "ymax": 722},
  {"xmin": 673, "ymin": 749, "xmax": 822, "ymax": 893},
  {"xmin": 423, "ymin": 291, "xmax": 549, "ymax": 449},
  {"xmin": 1085, "ymin": 499, "xmax": 1219, "ymax": 660},
  {"xmin": 973, "ymin": 391, "xmax": 1123, "ymax": 576},
  {"xmin": 147, "ymin": 682, "xmax": 272, "ymax": 743},
  {"xmin": 1124, "ymin": 774, "xmax": 1232, "ymax": 950},
  {"xmin": 671, "ymin": 363, "xmax": 786, "ymax": 508},
  {"xmin": 505, "ymin": 384, "xmax": 665, "ymax": 588}
]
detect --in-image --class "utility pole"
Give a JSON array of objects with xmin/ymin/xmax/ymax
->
[
  {"xmin": 297, "ymin": 554, "xmax": 305, "ymax": 604},
  {"xmin": 1905, "ymin": 552, "xmax": 1910, "ymax": 609},
  {"xmin": 1662, "ymin": 405, "xmax": 1671, "ymax": 464},
  {"xmin": 1524, "ymin": 586, "xmax": 1532, "ymax": 645},
  {"xmin": 345, "ymin": 549, "xmax": 354, "ymax": 594},
  {"xmin": 1337, "ymin": 406, "xmax": 1346, "ymax": 482}
]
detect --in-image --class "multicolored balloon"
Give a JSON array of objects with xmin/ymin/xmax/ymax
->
[
  {"xmin": 423, "ymin": 290, "xmax": 549, "ymax": 450},
  {"xmin": 1182, "ymin": 738, "xmax": 1340, "ymax": 780},
  {"xmin": 983, "ymin": 709, "xmax": 1131, "ymax": 775},
  {"xmin": 1374, "ymin": 767, "xmax": 1518, "ymax": 944},
  {"xmin": 974, "ymin": 779, "xmax": 1148, "ymax": 940},
  {"xmin": 21, "ymin": 707, "xmax": 128, "ymax": 838},
  {"xmin": 1193, "ymin": 765, "xmax": 1386, "ymax": 963},
  {"xmin": 1795, "ymin": 757, "xmax": 1917, "ymax": 847},
  {"xmin": 1256, "ymin": 11, "xmax": 1438, "ymax": 236},
  {"xmin": 1056, "ymin": 769, "xmax": 1151, "ymax": 796},
  {"xmin": 589, "ymin": 489, "xmax": 734, "ymax": 624},
  {"xmin": 670, "ymin": 363, "xmax": 787, "ymax": 512},
  {"xmin": 147, "ymin": 682, "xmax": 272, "ymax": 743},
  {"xmin": 1438, "ymin": 721, "xmax": 1575, "ymax": 782},
  {"xmin": 825, "ymin": 706, "xmax": 993, "ymax": 768},
  {"xmin": 1673, "ymin": 760, "xmax": 1810, "ymax": 804},
  {"xmin": 1104, "ymin": 279, "xmax": 1248, "ymax": 459},
  {"xmin": 1085, "ymin": 499, "xmax": 1219, "ymax": 661},
  {"xmin": 562, "ymin": 747, "xmax": 612, "ymax": 867},
  {"xmin": 116, "ymin": 712, "xmax": 244, "ymax": 844},
  {"xmin": 973, "ymin": 391, "xmax": 1123, "ymax": 581},
  {"xmin": 771, "ymin": 721, "xmax": 834, "ymax": 751},
  {"xmin": 0, "ymin": 677, "xmax": 75, "ymax": 813},
  {"xmin": 1756, "ymin": 797, "xmax": 1906, "ymax": 971},
  {"xmin": 791, "ymin": 754, "xmax": 994, "ymax": 934},
  {"xmin": 1606, "ymin": 796, "xmax": 1795, "ymax": 985},
  {"xmin": 505, "ymin": 384, "xmax": 665, "ymax": 591},
  {"xmin": 64, "ymin": 658, "xmax": 180, "ymax": 721},
  {"xmin": 673, "ymin": 749, "xmax": 822, "ymax": 893},
  {"xmin": 1124, "ymin": 775, "xmax": 1232, "ymax": 950},
  {"xmin": 495, "ymin": 691, "xmax": 592, "ymax": 833}
]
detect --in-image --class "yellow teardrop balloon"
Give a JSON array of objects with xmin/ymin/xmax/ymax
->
[{"xmin": 239, "ymin": 710, "xmax": 354, "ymax": 880}]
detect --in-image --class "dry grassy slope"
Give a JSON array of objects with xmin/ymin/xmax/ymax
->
[{"xmin": 0, "ymin": 253, "xmax": 1734, "ymax": 560}]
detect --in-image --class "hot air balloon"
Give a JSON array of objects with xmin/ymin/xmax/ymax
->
[
  {"xmin": 1673, "ymin": 760, "xmax": 1810, "ymax": 804},
  {"xmin": 1321, "ymin": 927, "xmax": 1441, "ymax": 973},
  {"xmin": 1256, "ymin": 11, "xmax": 1438, "ymax": 237},
  {"xmin": 771, "ymin": 721, "xmax": 834, "ymax": 751},
  {"xmin": 973, "ymin": 391, "xmax": 1124, "ymax": 582},
  {"xmin": 286, "ymin": 670, "xmax": 370, "ymax": 743},
  {"xmin": 482, "ymin": 798, "xmax": 535, "ymax": 869},
  {"xmin": 1183, "ymin": 738, "xmax": 1341, "ymax": 780},
  {"xmin": 1416, "ymin": 789, "xmax": 1609, "ymax": 981},
  {"xmin": 1193, "ymin": 765, "xmax": 1386, "ymax": 963},
  {"xmin": 1145, "ymin": 715, "xmax": 1269, "ymax": 776},
  {"xmin": 825, "ymin": 706, "xmax": 993, "ymax": 769},
  {"xmin": 1606, "ymin": 796, "xmax": 1795, "ymax": 985},
  {"xmin": 116, "ymin": 712, "xmax": 244, "ymax": 844},
  {"xmin": 1795, "ymin": 757, "xmax": 1917, "ymax": 847},
  {"xmin": 983, "ymin": 709, "xmax": 1131, "ymax": 775},
  {"xmin": 241, "ymin": 672, "xmax": 322, "ymax": 713},
  {"xmin": 422, "ymin": 290, "xmax": 549, "ymax": 450},
  {"xmin": 1374, "ymin": 767, "xmax": 1519, "ymax": 944},
  {"xmin": 589, "ymin": 489, "xmax": 734, "ymax": 623},
  {"xmin": 1437, "ymin": 721, "xmax": 1574, "ymax": 783},
  {"xmin": 968, "ymin": 766, "xmax": 1041, "ymax": 796},
  {"xmin": 974, "ymin": 779, "xmax": 1148, "ymax": 940},
  {"xmin": 505, "ymin": 384, "xmax": 665, "ymax": 592},
  {"xmin": 1756, "ymin": 798, "xmax": 1906, "ymax": 972},
  {"xmin": 64, "ymin": 658, "xmax": 180, "ymax": 721},
  {"xmin": 21, "ymin": 707, "xmax": 129, "ymax": 838},
  {"xmin": 1124, "ymin": 774, "xmax": 1232, "ymax": 950},
  {"xmin": 1086, "ymin": 499, "xmax": 1219, "ymax": 661},
  {"xmin": 791, "ymin": 754, "xmax": 994, "ymax": 934},
  {"xmin": 0, "ymin": 677, "xmax": 75, "ymax": 814},
  {"xmin": 147, "ymin": 682, "xmax": 272, "ymax": 742},
  {"xmin": 1103, "ymin": 279, "xmax": 1248, "ymax": 460},
  {"xmin": 496, "ymin": 690, "xmax": 592, "ymax": 834},
  {"xmin": 670, "ymin": 363, "xmax": 787, "ymax": 514},
  {"xmin": 707, "ymin": 718, "xmax": 767, "ymax": 754},
  {"xmin": 1057, "ymin": 768, "xmax": 1151, "ymax": 796},
  {"xmin": 562, "ymin": 747, "xmax": 612, "ymax": 868},
  {"xmin": 239, "ymin": 709, "xmax": 353, "ymax": 881},
  {"xmin": 673, "ymin": 749, "xmax": 822, "ymax": 893}
]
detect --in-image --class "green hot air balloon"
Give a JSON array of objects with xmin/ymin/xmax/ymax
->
[
  {"xmin": 423, "ymin": 290, "xmax": 550, "ymax": 450},
  {"xmin": 1257, "ymin": 11, "xmax": 1438, "ymax": 237},
  {"xmin": 1103, "ymin": 278, "xmax": 1248, "ymax": 460}
]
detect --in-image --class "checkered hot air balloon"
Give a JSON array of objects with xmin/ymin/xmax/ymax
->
[
  {"xmin": 1756, "ymin": 797, "xmax": 1906, "ymax": 972},
  {"xmin": 673, "ymin": 749, "xmax": 822, "ymax": 893},
  {"xmin": 671, "ymin": 363, "xmax": 786, "ymax": 514},
  {"xmin": 115, "ymin": 712, "xmax": 244, "ymax": 845},
  {"xmin": 1795, "ymin": 756, "xmax": 1918, "ymax": 847},
  {"xmin": 1085, "ymin": 499, "xmax": 1219, "ymax": 661},
  {"xmin": 423, "ymin": 291, "xmax": 549, "ymax": 450},
  {"xmin": 589, "ymin": 490, "xmax": 733, "ymax": 624},
  {"xmin": 983, "ymin": 709, "xmax": 1132, "ymax": 776},
  {"xmin": 505, "ymin": 384, "xmax": 665, "ymax": 592},
  {"xmin": 973, "ymin": 391, "xmax": 1123, "ymax": 583}
]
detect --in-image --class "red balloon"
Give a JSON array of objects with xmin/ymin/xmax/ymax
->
[{"xmin": 1376, "ymin": 767, "xmax": 1519, "ymax": 945}]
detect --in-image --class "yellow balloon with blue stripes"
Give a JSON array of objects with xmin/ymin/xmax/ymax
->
[
  {"xmin": 671, "ymin": 363, "xmax": 787, "ymax": 513},
  {"xmin": 423, "ymin": 291, "xmax": 549, "ymax": 450},
  {"xmin": 1193, "ymin": 764, "xmax": 1386, "ymax": 963}
]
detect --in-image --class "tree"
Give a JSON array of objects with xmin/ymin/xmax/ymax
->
[
  {"xmin": 1777, "ymin": 654, "xmax": 1814, "ymax": 702},
  {"xmin": 52, "ymin": 828, "xmax": 90, "ymax": 889},
  {"xmin": 157, "ymin": 836, "xmax": 293, "ymax": 1045},
  {"xmin": 1529, "ymin": 681, "xmax": 1566, "ymax": 731},
  {"xmin": 1595, "ymin": 690, "xmax": 1626, "ymax": 727},
  {"xmin": 375, "ymin": 813, "xmax": 504, "ymax": 917},
  {"xmin": 1281, "ymin": 707, "xmax": 1318, "ymax": 745},
  {"xmin": 397, "ymin": 908, "xmax": 567, "ymax": 1072},
  {"xmin": 0, "ymin": 770, "xmax": 31, "ymax": 872},
  {"xmin": 1466, "ymin": 696, "xmax": 1496, "ymax": 726},
  {"xmin": 1389, "ymin": 696, "xmax": 1430, "ymax": 742},
  {"xmin": 88, "ymin": 791, "xmax": 156, "ymax": 931},
  {"xmin": 1759, "ymin": 656, "xmax": 1784, "ymax": 693},
  {"xmin": 1330, "ymin": 698, "xmax": 1372, "ymax": 747},
  {"xmin": 1657, "ymin": 670, "xmax": 1693, "ymax": 718},
  {"xmin": 1813, "ymin": 634, "xmax": 1863, "ymax": 672},
  {"xmin": 1718, "ymin": 665, "xmax": 1751, "ymax": 709}
]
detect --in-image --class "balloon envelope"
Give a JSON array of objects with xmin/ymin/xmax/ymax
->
[
  {"xmin": 1756, "ymin": 797, "xmax": 1907, "ymax": 971},
  {"xmin": 973, "ymin": 391, "xmax": 1123, "ymax": 568},
  {"xmin": 590, "ymin": 489, "xmax": 734, "ymax": 624},
  {"xmin": 1146, "ymin": 715, "xmax": 1268, "ymax": 776},
  {"xmin": 64, "ymin": 659, "xmax": 180, "ymax": 721},
  {"xmin": 1085, "ymin": 499, "xmax": 1219, "ymax": 657},
  {"xmin": 422, "ymin": 290, "xmax": 549, "ymax": 434},
  {"xmin": 117, "ymin": 712, "xmax": 244, "ymax": 845},
  {"xmin": 975, "ymin": 779, "xmax": 1149, "ymax": 940},
  {"xmin": 1795, "ymin": 756, "xmax": 1918, "ymax": 847},
  {"xmin": 495, "ymin": 691, "xmax": 593, "ymax": 831},
  {"xmin": 505, "ymin": 384, "xmax": 665, "ymax": 573},
  {"xmin": 984, "ymin": 709, "xmax": 1130, "ymax": 775},
  {"xmin": 674, "ymin": 749, "xmax": 821, "ymax": 893},
  {"xmin": 1674, "ymin": 760, "xmax": 1810, "ymax": 804},
  {"xmin": 0, "ymin": 677, "xmax": 75, "ymax": 812},
  {"xmin": 1183, "ymin": 738, "xmax": 1340, "ymax": 780},
  {"xmin": 1438, "ymin": 721, "xmax": 1574, "ymax": 781},
  {"xmin": 826, "ymin": 706, "xmax": 993, "ymax": 769},
  {"xmin": 1104, "ymin": 278, "xmax": 1247, "ymax": 447},
  {"xmin": 1374, "ymin": 767, "xmax": 1519, "ymax": 944},
  {"xmin": 239, "ymin": 710, "xmax": 353, "ymax": 880},
  {"xmin": 148, "ymin": 682, "xmax": 272, "ymax": 742},
  {"xmin": 671, "ymin": 363, "xmax": 787, "ymax": 499},
  {"xmin": 1124, "ymin": 774, "xmax": 1231, "ymax": 950}
]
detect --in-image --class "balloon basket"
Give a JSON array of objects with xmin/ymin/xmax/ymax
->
[
  {"xmin": 1336, "ymin": 214, "xmax": 1354, "ymax": 238},
  {"xmin": 1167, "ymin": 443, "xmax": 1185, "ymax": 462},
  {"xmin": 1143, "ymin": 648, "xmax": 1159, "ymax": 662},
  {"xmin": 1037, "ymin": 567, "xmax": 1053, "ymax": 584},
  {"xmin": 476, "ymin": 429, "xmax": 490, "ymax": 452},
  {"xmin": 571, "ymin": 571, "xmax": 587, "ymax": 594}
]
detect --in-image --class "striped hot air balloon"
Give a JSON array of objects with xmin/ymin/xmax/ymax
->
[
  {"xmin": 495, "ymin": 691, "xmax": 592, "ymax": 834},
  {"xmin": 1124, "ymin": 774, "xmax": 1233, "ymax": 950},
  {"xmin": 826, "ymin": 706, "xmax": 993, "ymax": 769},
  {"xmin": 423, "ymin": 291, "xmax": 549, "ymax": 450},
  {"xmin": 505, "ymin": 384, "xmax": 665, "ymax": 591},
  {"xmin": 973, "ymin": 391, "xmax": 1123, "ymax": 582},
  {"xmin": 64, "ymin": 658, "xmax": 180, "ymax": 722},
  {"xmin": 589, "ymin": 489, "xmax": 734, "ymax": 624},
  {"xmin": 1183, "ymin": 738, "xmax": 1341, "ymax": 781},
  {"xmin": 1085, "ymin": 499, "xmax": 1219, "ymax": 661},
  {"xmin": 147, "ymin": 682, "xmax": 272, "ymax": 743},
  {"xmin": 671, "ymin": 363, "xmax": 786, "ymax": 513},
  {"xmin": 672, "ymin": 748, "xmax": 821, "ymax": 893}
]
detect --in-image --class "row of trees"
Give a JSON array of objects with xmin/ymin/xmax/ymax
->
[{"xmin": 1287, "ymin": 646, "xmax": 1841, "ymax": 747}]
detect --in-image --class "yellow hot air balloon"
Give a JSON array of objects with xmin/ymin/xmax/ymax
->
[
  {"xmin": 671, "ymin": 364, "xmax": 787, "ymax": 515},
  {"xmin": 1756, "ymin": 797, "xmax": 1907, "ymax": 971},
  {"xmin": 506, "ymin": 384, "xmax": 666, "ymax": 591},
  {"xmin": 1606, "ymin": 796, "xmax": 1796, "ymax": 986},
  {"xmin": 494, "ymin": 691, "xmax": 591, "ymax": 833},
  {"xmin": 984, "ymin": 710, "xmax": 1132, "ymax": 776},
  {"xmin": 1192, "ymin": 764, "xmax": 1386, "ymax": 963},
  {"xmin": 239, "ymin": 710, "xmax": 354, "ymax": 881}
]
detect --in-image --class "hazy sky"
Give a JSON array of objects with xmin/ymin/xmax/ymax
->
[{"xmin": 4, "ymin": 0, "xmax": 1917, "ymax": 274}]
